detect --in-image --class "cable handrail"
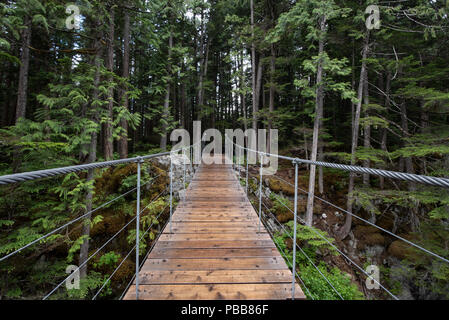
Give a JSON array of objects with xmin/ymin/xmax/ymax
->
[
  {"xmin": 259, "ymin": 199, "xmax": 344, "ymax": 300},
  {"xmin": 249, "ymin": 183, "xmax": 344, "ymax": 299},
  {"xmin": 246, "ymin": 178, "xmax": 398, "ymax": 299},
  {"xmin": 42, "ymin": 185, "xmax": 169, "ymax": 300},
  {"xmin": 239, "ymin": 158, "xmax": 398, "ymax": 299},
  {"xmin": 92, "ymin": 203, "xmax": 169, "ymax": 300},
  {"xmin": 118, "ymin": 217, "xmax": 170, "ymax": 300},
  {"xmin": 0, "ymin": 174, "xmax": 162, "ymax": 263},
  {"xmin": 0, "ymin": 141, "xmax": 198, "ymax": 300},
  {"xmin": 262, "ymin": 220, "xmax": 315, "ymax": 300},
  {"xmin": 271, "ymin": 174, "xmax": 449, "ymax": 264},
  {"xmin": 0, "ymin": 140, "xmax": 201, "ymax": 186},
  {"xmin": 243, "ymin": 183, "xmax": 315, "ymax": 300},
  {"xmin": 225, "ymin": 135, "xmax": 449, "ymax": 188}
]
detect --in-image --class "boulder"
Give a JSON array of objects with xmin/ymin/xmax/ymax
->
[{"xmin": 388, "ymin": 240, "xmax": 411, "ymax": 260}]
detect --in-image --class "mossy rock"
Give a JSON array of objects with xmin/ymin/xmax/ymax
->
[
  {"xmin": 266, "ymin": 177, "xmax": 295, "ymax": 196},
  {"xmin": 353, "ymin": 225, "xmax": 380, "ymax": 238},
  {"xmin": 95, "ymin": 164, "xmax": 138, "ymax": 195},
  {"xmin": 112, "ymin": 258, "xmax": 134, "ymax": 282},
  {"xmin": 388, "ymin": 240, "xmax": 411, "ymax": 260},
  {"xmin": 277, "ymin": 211, "xmax": 294, "ymax": 223},
  {"xmin": 285, "ymin": 237, "xmax": 293, "ymax": 250},
  {"xmin": 377, "ymin": 215, "xmax": 395, "ymax": 230},
  {"xmin": 354, "ymin": 225, "xmax": 385, "ymax": 249},
  {"xmin": 363, "ymin": 233, "xmax": 385, "ymax": 246},
  {"xmin": 91, "ymin": 212, "xmax": 126, "ymax": 237}
]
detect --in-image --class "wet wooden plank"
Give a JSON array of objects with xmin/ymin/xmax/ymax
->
[
  {"xmin": 124, "ymin": 283, "xmax": 304, "ymax": 300},
  {"xmin": 137, "ymin": 270, "xmax": 294, "ymax": 284},
  {"xmin": 148, "ymin": 248, "xmax": 282, "ymax": 259},
  {"xmin": 123, "ymin": 154, "xmax": 305, "ymax": 300},
  {"xmin": 142, "ymin": 257, "xmax": 289, "ymax": 271},
  {"xmin": 153, "ymin": 240, "xmax": 276, "ymax": 249}
]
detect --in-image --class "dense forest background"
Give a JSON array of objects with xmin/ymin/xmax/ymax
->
[{"xmin": 0, "ymin": 0, "xmax": 448, "ymax": 299}]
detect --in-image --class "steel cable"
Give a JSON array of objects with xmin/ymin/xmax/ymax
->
[
  {"xmin": 118, "ymin": 218, "xmax": 170, "ymax": 300},
  {"xmin": 245, "ymin": 189, "xmax": 315, "ymax": 300},
  {"xmin": 260, "ymin": 200, "xmax": 344, "ymax": 300},
  {"xmin": 246, "ymin": 176, "xmax": 398, "ymax": 299},
  {"xmin": 0, "ymin": 142, "xmax": 200, "ymax": 186},
  {"xmin": 272, "ymin": 174, "xmax": 449, "ymax": 264},
  {"xmin": 225, "ymin": 136, "xmax": 449, "ymax": 188},
  {"xmin": 263, "ymin": 221, "xmax": 315, "ymax": 300},
  {"xmin": 92, "ymin": 203, "xmax": 169, "ymax": 300},
  {"xmin": 42, "ymin": 186, "xmax": 169, "ymax": 300},
  {"xmin": 0, "ymin": 174, "xmax": 162, "ymax": 263}
]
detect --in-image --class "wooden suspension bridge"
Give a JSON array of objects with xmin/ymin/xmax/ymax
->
[{"xmin": 123, "ymin": 155, "xmax": 305, "ymax": 300}]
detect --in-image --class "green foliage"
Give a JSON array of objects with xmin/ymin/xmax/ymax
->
[
  {"xmin": 94, "ymin": 251, "xmax": 121, "ymax": 269},
  {"xmin": 300, "ymin": 264, "xmax": 364, "ymax": 300},
  {"xmin": 273, "ymin": 223, "xmax": 363, "ymax": 300}
]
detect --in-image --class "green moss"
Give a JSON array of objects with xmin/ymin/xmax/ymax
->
[
  {"xmin": 266, "ymin": 177, "xmax": 295, "ymax": 196},
  {"xmin": 388, "ymin": 241, "xmax": 411, "ymax": 260}
]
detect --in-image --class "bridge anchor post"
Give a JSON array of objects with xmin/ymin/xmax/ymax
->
[
  {"xmin": 246, "ymin": 150, "xmax": 249, "ymax": 195},
  {"xmin": 258, "ymin": 154, "xmax": 263, "ymax": 233},
  {"xmin": 135, "ymin": 156, "xmax": 144, "ymax": 300},
  {"xmin": 291, "ymin": 159, "xmax": 299, "ymax": 300},
  {"xmin": 169, "ymin": 153, "xmax": 173, "ymax": 234}
]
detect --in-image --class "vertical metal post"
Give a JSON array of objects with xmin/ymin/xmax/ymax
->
[
  {"xmin": 190, "ymin": 145, "xmax": 193, "ymax": 173},
  {"xmin": 169, "ymin": 155, "xmax": 173, "ymax": 234},
  {"xmin": 183, "ymin": 147, "xmax": 186, "ymax": 191},
  {"xmin": 246, "ymin": 150, "xmax": 249, "ymax": 195},
  {"xmin": 238, "ymin": 146, "xmax": 241, "ymax": 179},
  {"xmin": 135, "ymin": 157, "xmax": 142, "ymax": 300},
  {"xmin": 292, "ymin": 161, "xmax": 299, "ymax": 300},
  {"xmin": 258, "ymin": 154, "xmax": 263, "ymax": 233}
]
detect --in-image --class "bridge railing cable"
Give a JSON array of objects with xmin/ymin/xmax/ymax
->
[
  {"xmin": 262, "ymin": 218, "xmax": 315, "ymax": 300},
  {"xmin": 259, "ymin": 198, "xmax": 344, "ymax": 300},
  {"xmin": 118, "ymin": 215, "xmax": 172, "ymax": 300},
  {"xmin": 225, "ymin": 135, "xmax": 449, "ymax": 188},
  {"xmin": 233, "ymin": 167, "xmax": 314, "ymax": 300},
  {"xmin": 0, "ymin": 174, "xmax": 161, "ymax": 263},
  {"xmin": 239, "ymin": 160, "xmax": 397, "ymax": 299},
  {"xmin": 119, "ymin": 147, "xmax": 199, "ymax": 300},
  {"xmin": 227, "ymin": 138, "xmax": 414, "ymax": 300},
  {"xmin": 271, "ymin": 174, "xmax": 449, "ymax": 264},
  {"xmin": 92, "ymin": 203, "xmax": 170, "ymax": 300},
  {"xmin": 0, "ymin": 142, "xmax": 199, "ymax": 300},
  {"xmin": 42, "ymin": 185, "xmax": 169, "ymax": 300}
]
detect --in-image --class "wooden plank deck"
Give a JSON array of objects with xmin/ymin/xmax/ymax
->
[{"xmin": 123, "ymin": 154, "xmax": 305, "ymax": 300}]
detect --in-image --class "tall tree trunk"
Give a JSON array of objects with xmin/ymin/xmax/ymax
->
[
  {"xmin": 250, "ymin": 0, "xmax": 257, "ymax": 133},
  {"xmin": 118, "ymin": 10, "xmax": 130, "ymax": 159},
  {"xmin": 362, "ymin": 73, "xmax": 371, "ymax": 185},
  {"xmin": 339, "ymin": 31, "xmax": 370, "ymax": 239},
  {"xmin": 180, "ymin": 79, "xmax": 186, "ymax": 129},
  {"xmin": 400, "ymin": 102, "xmax": 415, "ymax": 187},
  {"xmin": 305, "ymin": 16, "xmax": 326, "ymax": 226},
  {"xmin": 268, "ymin": 43, "xmax": 275, "ymax": 153},
  {"xmin": 160, "ymin": 30, "xmax": 173, "ymax": 150},
  {"xmin": 318, "ymin": 138, "xmax": 324, "ymax": 194},
  {"xmin": 379, "ymin": 72, "xmax": 390, "ymax": 189},
  {"xmin": 103, "ymin": 9, "xmax": 115, "ymax": 160},
  {"xmin": 15, "ymin": 16, "xmax": 31, "ymax": 123},
  {"xmin": 79, "ymin": 34, "xmax": 102, "ymax": 279},
  {"xmin": 254, "ymin": 54, "xmax": 263, "ymax": 128},
  {"xmin": 12, "ymin": 17, "xmax": 32, "ymax": 173},
  {"xmin": 239, "ymin": 53, "xmax": 248, "ymax": 133}
]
